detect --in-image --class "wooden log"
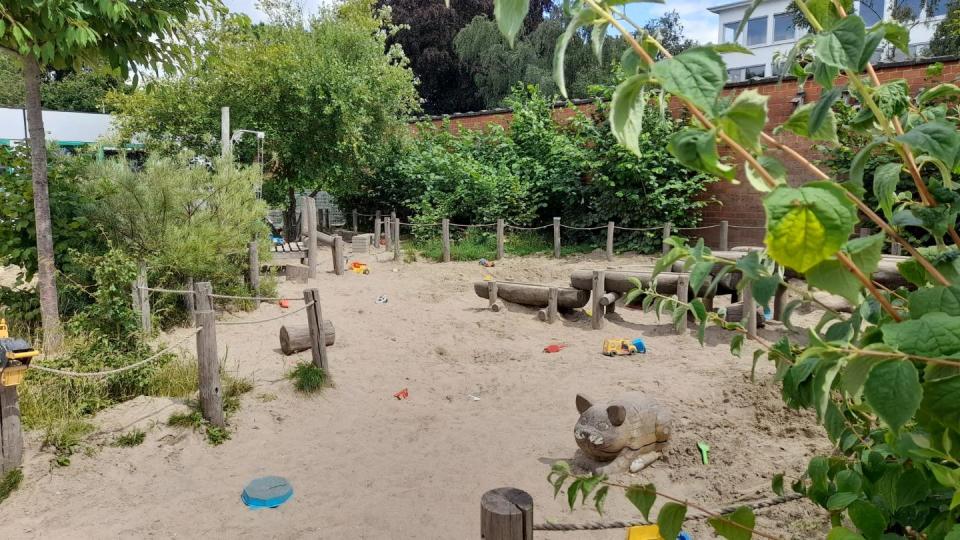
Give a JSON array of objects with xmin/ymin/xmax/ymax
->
[
  {"xmin": 553, "ymin": 217, "xmax": 561, "ymax": 259},
  {"xmin": 138, "ymin": 263, "xmax": 151, "ymax": 334},
  {"xmin": 496, "ymin": 219, "xmax": 505, "ymax": 260},
  {"xmin": 547, "ymin": 287, "xmax": 558, "ymax": 323},
  {"xmin": 248, "ymin": 241, "xmax": 260, "ymax": 307},
  {"xmin": 742, "ymin": 283, "xmax": 758, "ymax": 338},
  {"xmin": 661, "ymin": 222, "xmax": 672, "ymax": 255},
  {"xmin": 279, "ymin": 323, "xmax": 335, "ymax": 354},
  {"xmin": 773, "ymin": 281, "xmax": 787, "ymax": 321},
  {"xmin": 474, "ymin": 281, "xmax": 589, "ymax": 309},
  {"xmin": 599, "ymin": 291, "xmax": 621, "ymax": 306},
  {"xmin": 352, "ymin": 209, "xmax": 358, "ymax": 232},
  {"xmin": 591, "ymin": 270, "xmax": 604, "ymax": 330},
  {"xmin": 385, "ymin": 216, "xmax": 394, "ymax": 251},
  {"xmin": 719, "ymin": 220, "xmax": 729, "ymax": 251},
  {"xmin": 481, "ymin": 487, "xmax": 533, "ymax": 540},
  {"xmin": 305, "ymin": 197, "xmax": 318, "ymax": 279},
  {"xmin": 304, "ymin": 289, "xmax": 329, "ymax": 371},
  {"xmin": 185, "ymin": 277, "xmax": 196, "ymax": 326},
  {"xmin": 606, "ymin": 221, "xmax": 614, "ymax": 261},
  {"xmin": 393, "ymin": 218, "xmax": 401, "ymax": 259},
  {"xmin": 194, "ymin": 281, "xmax": 225, "ymax": 427},
  {"xmin": 723, "ymin": 302, "xmax": 766, "ymax": 328},
  {"xmin": 570, "ymin": 270, "xmax": 701, "ymax": 296},
  {"xmin": 0, "ymin": 384, "xmax": 23, "ymax": 473},
  {"xmin": 488, "ymin": 281, "xmax": 503, "ymax": 312},
  {"xmin": 333, "ymin": 236, "xmax": 345, "ymax": 276},
  {"xmin": 442, "ymin": 218, "xmax": 451, "ymax": 263},
  {"xmin": 286, "ymin": 263, "xmax": 309, "ymax": 283},
  {"xmin": 316, "ymin": 230, "xmax": 336, "ymax": 246},
  {"xmin": 676, "ymin": 273, "xmax": 689, "ymax": 334}
]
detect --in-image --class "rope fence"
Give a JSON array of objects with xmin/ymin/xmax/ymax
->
[
  {"xmin": 30, "ymin": 329, "xmax": 201, "ymax": 378},
  {"xmin": 217, "ymin": 301, "xmax": 314, "ymax": 325}
]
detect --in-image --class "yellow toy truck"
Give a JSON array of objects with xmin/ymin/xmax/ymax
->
[{"xmin": 602, "ymin": 338, "xmax": 639, "ymax": 356}]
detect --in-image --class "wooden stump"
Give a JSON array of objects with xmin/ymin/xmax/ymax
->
[
  {"xmin": 481, "ymin": 488, "xmax": 533, "ymax": 540},
  {"xmin": 304, "ymin": 289, "xmax": 329, "ymax": 371},
  {"xmin": 591, "ymin": 270, "xmax": 605, "ymax": 330},
  {"xmin": 279, "ymin": 323, "xmax": 336, "ymax": 355},
  {"xmin": 488, "ymin": 281, "xmax": 503, "ymax": 312},
  {"xmin": 305, "ymin": 197, "xmax": 318, "ymax": 279},
  {"xmin": 194, "ymin": 281, "xmax": 225, "ymax": 428}
]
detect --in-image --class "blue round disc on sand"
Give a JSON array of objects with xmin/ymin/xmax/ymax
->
[{"xmin": 242, "ymin": 476, "xmax": 293, "ymax": 509}]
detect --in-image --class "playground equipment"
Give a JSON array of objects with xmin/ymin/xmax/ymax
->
[
  {"xmin": 0, "ymin": 319, "xmax": 38, "ymax": 387},
  {"xmin": 573, "ymin": 392, "xmax": 671, "ymax": 475}
]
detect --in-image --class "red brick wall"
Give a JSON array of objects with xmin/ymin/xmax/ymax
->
[{"xmin": 418, "ymin": 58, "xmax": 960, "ymax": 248}]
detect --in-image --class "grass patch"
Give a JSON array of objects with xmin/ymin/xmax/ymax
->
[
  {"xmin": 287, "ymin": 361, "xmax": 328, "ymax": 394},
  {"xmin": 164, "ymin": 369, "xmax": 251, "ymax": 446},
  {"xmin": 41, "ymin": 417, "xmax": 95, "ymax": 467},
  {"xmin": 0, "ymin": 469, "xmax": 22, "ymax": 505},
  {"xmin": 413, "ymin": 230, "xmax": 600, "ymax": 261},
  {"xmin": 144, "ymin": 356, "xmax": 198, "ymax": 398},
  {"xmin": 112, "ymin": 429, "xmax": 146, "ymax": 447}
]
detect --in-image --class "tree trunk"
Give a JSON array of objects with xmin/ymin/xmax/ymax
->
[
  {"xmin": 22, "ymin": 55, "xmax": 62, "ymax": 352},
  {"xmin": 283, "ymin": 186, "xmax": 297, "ymax": 243}
]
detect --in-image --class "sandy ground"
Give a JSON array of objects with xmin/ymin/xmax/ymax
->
[{"xmin": 0, "ymin": 247, "xmax": 833, "ymax": 539}]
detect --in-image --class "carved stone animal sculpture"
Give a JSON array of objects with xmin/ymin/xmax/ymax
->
[{"xmin": 573, "ymin": 392, "xmax": 671, "ymax": 474}]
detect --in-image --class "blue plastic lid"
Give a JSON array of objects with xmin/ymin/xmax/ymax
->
[
  {"xmin": 242, "ymin": 476, "xmax": 293, "ymax": 509},
  {"xmin": 631, "ymin": 338, "xmax": 646, "ymax": 353}
]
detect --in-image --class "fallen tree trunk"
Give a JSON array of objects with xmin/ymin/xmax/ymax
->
[
  {"xmin": 279, "ymin": 322, "xmax": 336, "ymax": 355},
  {"xmin": 722, "ymin": 302, "xmax": 766, "ymax": 328},
  {"xmin": 570, "ymin": 270, "xmax": 704, "ymax": 296},
  {"xmin": 473, "ymin": 281, "xmax": 589, "ymax": 309}
]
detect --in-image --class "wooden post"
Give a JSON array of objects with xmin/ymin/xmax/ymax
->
[
  {"xmin": 333, "ymin": 236, "xmax": 345, "ymax": 276},
  {"xmin": 859, "ymin": 227, "xmax": 870, "ymax": 238},
  {"xmin": 248, "ymin": 241, "xmax": 260, "ymax": 307},
  {"xmin": 385, "ymin": 216, "xmax": 394, "ymax": 252},
  {"xmin": 352, "ymin": 209, "xmax": 358, "ymax": 232},
  {"xmin": 719, "ymin": 220, "xmax": 729, "ymax": 251},
  {"xmin": 0, "ymin": 384, "xmax": 23, "ymax": 473},
  {"xmin": 185, "ymin": 277, "xmax": 196, "ymax": 326},
  {"xmin": 220, "ymin": 106, "xmax": 230, "ymax": 159},
  {"xmin": 488, "ymin": 281, "xmax": 502, "ymax": 312},
  {"xmin": 676, "ymin": 273, "xmax": 690, "ymax": 334},
  {"xmin": 193, "ymin": 281, "xmax": 225, "ymax": 428},
  {"xmin": 305, "ymin": 197, "xmax": 318, "ymax": 279},
  {"xmin": 606, "ymin": 221, "xmax": 615, "ymax": 261},
  {"xmin": 547, "ymin": 287, "xmax": 559, "ymax": 323},
  {"xmin": 891, "ymin": 242, "xmax": 902, "ymax": 256},
  {"xmin": 481, "ymin": 487, "xmax": 533, "ymax": 540},
  {"xmin": 442, "ymin": 218, "xmax": 451, "ymax": 263},
  {"xmin": 553, "ymin": 217, "xmax": 561, "ymax": 259},
  {"xmin": 773, "ymin": 282, "xmax": 787, "ymax": 321},
  {"xmin": 591, "ymin": 270, "xmax": 604, "ymax": 330},
  {"xmin": 374, "ymin": 210, "xmax": 382, "ymax": 247},
  {"xmin": 138, "ymin": 262, "xmax": 151, "ymax": 334},
  {"xmin": 304, "ymin": 288, "xmax": 329, "ymax": 371},
  {"xmin": 393, "ymin": 218, "xmax": 401, "ymax": 260},
  {"xmin": 496, "ymin": 219, "xmax": 505, "ymax": 260},
  {"xmin": 323, "ymin": 209, "xmax": 331, "ymax": 231},
  {"xmin": 662, "ymin": 222, "xmax": 672, "ymax": 255},
  {"xmin": 742, "ymin": 283, "xmax": 758, "ymax": 338}
]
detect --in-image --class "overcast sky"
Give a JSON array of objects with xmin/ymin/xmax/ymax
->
[{"xmin": 222, "ymin": 0, "xmax": 720, "ymax": 45}]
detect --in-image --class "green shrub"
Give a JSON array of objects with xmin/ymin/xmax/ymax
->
[
  {"xmin": 112, "ymin": 429, "xmax": 146, "ymax": 447},
  {"xmin": 0, "ymin": 469, "xmax": 22, "ymax": 505},
  {"xmin": 288, "ymin": 362, "xmax": 327, "ymax": 393}
]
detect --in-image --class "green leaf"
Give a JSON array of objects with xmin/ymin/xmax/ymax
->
[
  {"xmin": 554, "ymin": 10, "xmax": 594, "ymax": 97},
  {"xmin": 657, "ymin": 502, "xmax": 687, "ymax": 540},
  {"xmin": 813, "ymin": 357, "xmax": 842, "ymax": 418},
  {"xmin": 910, "ymin": 286, "xmax": 960, "ymax": 318},
  {"xmin": 870, "ymin": 21, "xmax": 909, "ymax": 55},
  {"xmin": 730, "ymin": 333, "xmax": 745, "ymax": 357},
  {"xmin": 763, "ymin": 182, "xmax": 857, "ymax": 273},
  {"xmin": 892, "ymin": 468, "xmax": 930, "ymax": 509},
  {"xmin": 710, "ymin": 43, "xmax": 754, "ymax": 54},
  {"xmin": 778, "ymin": 102, "xmax": 840, "ymax": 144},
  {"xmin": 863, "ymin": 360, "xmax": 922, "ymax": 432},
  {"xmin": 772, "ymin": 473, "xmax": 784, "ymax": 496},
  {"xmin": 690, "ymin": 298, "xmax": 707, "ymax": 322},
  {"xmin": 858, "ymin": 27, "xmax": 885, "ymax": 71},
  {"xmin": 745, "ymin": 155, "xmax": 787, "ymax": 192},
  {"xmin": 566, "ymin": 478, "xmax": 581, "ymax": 508},
  {"xmin": 667, "ymin": 128, "xmax": 735, "ymax": 180},
  {"xmin": 815, "ymin": 16, "xmax": 866, "ymax": 70},
  {"xmin": 590, "ymin": 22, "xmax": 608, "ymax": 61},
  {"xmin": 620, "ymin": 48, "xmax": 644, "ymax": 76},
  {"xmin": 716, "ymin": 90, "xmax": 768, "ymax": 153},
  {"xmin": 806, "ymin": 0, "xmax": 853, "ymax": 30},
  {"xmin": 921, "ymin": 374, "xmax": 960, "ymax": 431},
  {"xmin": 707, "ymin": 506, "xmax": 755, "ymax": 540},
  {"xmin": 611, "ymin": 75, "xmax": 650, "ymax": 157},
  {"xmin": 810, "ymin": 87, "xmax": 843, "ymax": 138},
  {"xmin": 827, "ymin": 526, "xmax": 866, "ymax": 540},
  {"xmin": 782, "ymin": 299, "xmax": 803, "ymax": 332},
  {"xmin": 842, "ymin": 353, "xmax": 879, "ymax": 399},
  {"xmin": 872, "ymin": 163, "xmax": 901, "ymax": 221},
  {"xmin": 805, "ymin": 233, "xmax": 885, "ymax": 304},
  {"xmin": 835, "ymin": 470, "xmax": 862, "ymax": 494},
  {"xmin": 690, "ymin": 261, "xmax": 714, "ymax": 292},
  {"xmin": 849, "ymin": 138, "xmax": 887, "ymax": 189},
  {"xmin": 883, "ymin": 313, "xmax": 960, "ymax": 357},
  {"xmin": 625, "ymin": 484, "xmax": 657, "ymax": 520},
  {"xmin": 896, "ymin": 120, "xmax": 960, "ymax": 170},
  {"xmin": 917, "ymin": 83, "xmax": 960, "ymax": 105},
  {"xmin": 651, "ymin": 46, "xmax": 726, "ymax": 115},
  {"xmin": 847, "ymin": 500, "xmax": 887, "ymax": 539},
  {"xmin": 752, "ymin": 275, "xmax": 781, "ymax": 308},
  {"xmin": 578, "ymin": 474, "xmax": 605, "ymax": 504},
  {"xmin": 827, "ymin": 491, "xmax": 860, "ymax": 510},
  {"xmin": 811, "ymin": 60, "xmax": 841, "ymax": 89},
  {"xmin": 593, "ymin": 485, "xmax": 609, "ymax": 515},
  {"xmin": 494, "ymin": 0, "xmax": 530, "ymax": 47}
]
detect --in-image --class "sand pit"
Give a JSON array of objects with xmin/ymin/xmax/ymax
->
[{"xmin": 0, "ymin": 249, "xmax": 831, "ymax": 538}]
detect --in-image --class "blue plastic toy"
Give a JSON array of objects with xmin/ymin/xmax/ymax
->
[
  {"xmin": 678, "ymin": 532, "xmax": 693, "ymax": 540},
  {"xmin": 242, "ymin": 476, "xmax": 293, "ymax": 509},
  {"xmin": 763, "ymin": 306, "xmax": 773, "ymax": 320},
  {"xmin": 631, "ymin": 338, "xmax": 646, "ymax": 353}
]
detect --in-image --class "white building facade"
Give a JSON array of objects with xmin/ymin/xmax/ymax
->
[{"xmin": 708, "ymin": 0, "xmax": 949, "ymax": 81}]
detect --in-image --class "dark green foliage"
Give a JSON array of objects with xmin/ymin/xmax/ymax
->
[
  {"xmin": 0, "ymin": 469, "xmax": 23, "ymax": 505},
  {"xmin": 288, "ymin": 362, "xmax": 327, "ymax": 393},
  {"xmin": 929, "ymin": 0, "xmax": 960, "ymax": 56},
  {"xmin": 112, "ymin": 429, "xmax": 146, "ymax": 447}
]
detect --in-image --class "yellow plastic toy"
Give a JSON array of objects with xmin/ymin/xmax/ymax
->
[
  {"xmin": 0, "ymin": 318, "xmax": 39, "ymax": 387},
  {"xmin": 602, "ymin": 338, "xmax": 638, "ymax": 356},
  {"xmin": 626, "ymin": 525, "xmax": 664, "ymax": 540}
]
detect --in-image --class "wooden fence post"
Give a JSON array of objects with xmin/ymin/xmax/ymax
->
[
  {"xmin": 352, "ymin": 209, "xmax": 358, "ymax": 232},
  {"xmin": 185, "ymin": 277, "xmax": 196, "ymax": 326},
  {"xmin": 891, "ymin": 242, "xmax": 902, "ymax": 256},
  {"xmin": 481, "ymin": 487, "xmax": 533, "ymax": 540},
  {"xmin": 547, "ymin": 287, "xmax": 558, "ymax": 323},
  {"xmin": 333, "ymin": 236, "xmax": 345, "ymax": 276},
  {"xmin": 137, "ymin": 262, "xmax": 152, "ymax": 334},
  {"xmin": 248, "ymin": 241, "xmax": 260, "ymax": 307},
  {"xmin": 385, "ymin": 216, "xmax": 394, "ymax": 252},
  {"xmin": 0, "ymin": 384, "xmax": 23, "ymax": 474},
  {"xmin": 193, "ymin": 281, "xmax": 225, "ymax": 428},
  {"xmin": 393, "ymin": 218, "xmax": 401, "ymax": 260},
  {"xmin": 662, "ymin": 222, "xmax": 672, "ymax": 255},
  {"xmin": 553, "ymin": 217, "xmax": 561, "ymax": 259},
  {"xmin": 496, "ymin": 219, "xmax": 505, "ymax": 260},
  {"xmin": 488, "ymin": 281, "xmax": 502, "ymax": 312},
  {"xmin": 742, "ymin": 282, "xmax": 758, "ymax": 338},
  {"xmin": 676, "ymin": 273, "xmax": 690, "ymax": 334},
  {"xmin": 374, "ymin": 210, "xmax": 382, "ymax": 247},
  {"xmin": 305, "ymin": 197, "xmax": 318, "ymax": 279},
  {"xmin": 859, "ymin": 227, "xmax": 871, "ymax": 238},
  {"xmin": 304, "ymin": 288, "xmax": 329, "ymax": 371},
  {"xmin": 719, "ymin": 220, "xmax": 729, "ymax": 251},
  {"xmin": 442, "ymin": 218, "xmax": 451, "ymax": 263},
  {"xmin": 591, "ymin": 270, "xmax": 605, "ymax": 330},
  {"xmin": 606, "ymin": 221, "xmax": 615, "ymax": 261}
]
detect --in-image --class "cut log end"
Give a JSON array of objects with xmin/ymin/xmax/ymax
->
[{"xmin": 279, "ymin": 322, "xmax": 336, "ymax": 355}]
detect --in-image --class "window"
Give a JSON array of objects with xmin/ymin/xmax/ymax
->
[
  {"xmin": 931, "ymin": 0, "xmax": 949, "ymax": 16},
  {"xmin": 859, "ymin": 0, "xmax": 886, "ymax": 25},
  {"xmin": 894, "ymin": 0, "xmax": 922, "ymax": 19},
  {"xmin": 773, "ymin": 13, "xmax": 796, "ymax": 41},
  {"xmin": 910, "ymin": 42, "xmax": 930, "ymax": 56},
  {"xmin": 727, "ymin": 67, "xmax": 745, "ymax": 82},
  {"xmin": 723, "ymin": 22, "xmax": 739, "ymax": 43},
  {"xmin": 745, "ymin": 65, "xmax": 766, "ymax": 78},
  {"xmin": 746, "ymin": 17, "xmax": 768, "ymax": 46}
]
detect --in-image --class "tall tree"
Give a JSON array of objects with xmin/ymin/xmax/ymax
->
[
  {"xmin": 642, "ymin": 11, "xmax": 697, "ymax": 58},
  {"xmin": 0, "ymin": 0, "xmax": 219, "ymax": 350},
  {"xmin": 928, "ymin": 0, "xmax": 960, "ymax": 56}
]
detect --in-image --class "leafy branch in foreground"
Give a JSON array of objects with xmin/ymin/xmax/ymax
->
[{"xmin": 485, "ymin": 0, "xmax": 960, "ymax": 537}]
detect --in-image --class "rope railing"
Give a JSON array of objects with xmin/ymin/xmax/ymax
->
[
  {"xmin": 217, "ymin": 301, "xmax": 314, "ymax": 325},
  {"xmin": 449, "ymin": 222, "xmax": 496, "ymax": 228},
  {"xmin": 505, "ymin": 224, "xmax": 553, "ymax": 230},
  {"xmin": 398, "ymin": 221, "xmax": 442, "ymax": 227},
  {"xmin": 30, "ymin": 329, "xmax": 201, "ymax": 378},
  {"xmin": 208, "ymin": 293, "xmax": 305, "ymax": 303},
  {"xmin": 613, "ymin": 225, "xmax": 661, "ymax": 231},
  {"xmin": 674, "ymin": 223, "xmax": 723, "ymax": 231},
  {"xmin": 559, "ymin": 224, "xmax": 606, "ymax": 231}
]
